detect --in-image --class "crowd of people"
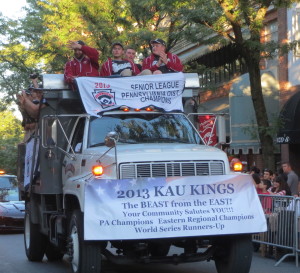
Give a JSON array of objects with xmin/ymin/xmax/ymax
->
[
  {"xmin": 251, "ymin": 162, "xmax": 299, "ymax": 198},
  {"xmin": 250, "ymin": 163, "xmax": 300, "ymax": 260}
]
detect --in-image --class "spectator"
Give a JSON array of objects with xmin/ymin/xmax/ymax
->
[
  {"xmin": 64, "ymin": 40, "xmax": 100, "ymax": 88},
  {"xmin": 252, "ymin": 173, "xmax": 262, "ymax": 194},
  {"xmin": 268, "ymin": 175, "xmax": 291, "ymax": 196},
  {"xmin": 141, "ymin": 38, "xmax": 183, "ymax": 75},
  {"xmin": 124, "ymin": 47, "xmax": 142, "ymax": 72},
  {"xmin": 250, "ymin": 166, "xmax": 260, "ymax": 175},
  {"xmin": 277, "ymin": 167, "xmax": 288, "ymax": 182},
  {"xmin": 282, "ymin": 161, "xmax": 299, "ymax": 196},
  {"xmin": 100, "ymin": 42, "xmax": 139, "ymax": 77},
  {"xmin": 258, "ymin": 179, "xmax": 272, "ymax": 214},
  {"xmin": 263, "ymin": 169, "xmax": 273, "ymax": 182},
  {"xmin": 270, "ymin": 171, "xmax": 277, "ymax": 184}
]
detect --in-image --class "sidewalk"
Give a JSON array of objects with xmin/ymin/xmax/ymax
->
[{"xmin": 250, "ymin": 252, "xmax": 299, "ymax": 273}]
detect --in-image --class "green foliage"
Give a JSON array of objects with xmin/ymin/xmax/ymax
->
[
  {"xmin": 0, "ymin": 111, "xmax": 23, "ymax": 174},
  {"xmin": 0, "ymin": 0, "xmax": 190, "ymax": 102}
]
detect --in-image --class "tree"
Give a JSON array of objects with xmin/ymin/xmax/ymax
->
[
  {"xmin": 179, "ymin": 0, "xmax": 299, "ymax": 169},
  {"xmin": 0, "ymin": 111, "xmax": 23, "ymax": 174},
  {"xmin": 0, "ymin": 0, "xmax": 297, "ymax": 168},
  {"xmin": 0, "ymin": 0, "xmax": 188, "ymax": 98}
]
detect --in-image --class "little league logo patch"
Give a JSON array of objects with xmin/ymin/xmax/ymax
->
[{"xmin": 92, "ymin": 89, "xmax": 116, "ymax": 109}]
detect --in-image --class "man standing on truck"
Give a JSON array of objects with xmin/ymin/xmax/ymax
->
[
  {"xmin": 17, "ymin": 74, "xmax": 47, "ymax": 142},
  {"xmin": 100, "ymin": 42, "xmax": 139, "ymax": 76},
  {"xmin": 64, "ymin": 40, "xmax": 100, "ymax": 88},
  {"xmin": 141, "ymin": 38, "xmax": 183, "ymax": 75}
]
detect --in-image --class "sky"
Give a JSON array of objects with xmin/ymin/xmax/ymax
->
[{"xmin": 0, "ymin": 0, "xmax": 27, "ymax": 19}]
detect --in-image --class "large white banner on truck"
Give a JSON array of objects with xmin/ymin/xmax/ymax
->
[
  {"xmin": 84, "ymin": 174, "xmax": 267, "ymax": 240},
  {"xmin": 75, "ymin": 73, "xmax": 185, "ymax": 116}
]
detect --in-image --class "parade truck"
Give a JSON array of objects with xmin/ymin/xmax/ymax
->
[{"xmin": 18, "ymin": 72, "xmax": 266, "ymax": 273}]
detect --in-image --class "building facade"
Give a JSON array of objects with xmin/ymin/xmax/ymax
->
[{"xmin": 173, "ymin": 5, "xmax": 300, "ymax": 174}]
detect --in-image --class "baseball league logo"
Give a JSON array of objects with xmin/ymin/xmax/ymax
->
[{"xmin": 92, "ymin": 89, "xmax": 116, "ymax": 109}]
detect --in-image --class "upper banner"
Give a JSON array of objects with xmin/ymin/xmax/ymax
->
[
  {"xmin": 84, "ymin": 174, "xmax": 267, "ymax": 240},
  {"xmin": 75, "ymin": 73, "xmax": 185, "ymax": 116}
]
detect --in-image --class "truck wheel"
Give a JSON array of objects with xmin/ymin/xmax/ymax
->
[
  {"xmin": 214, "ymin": 234, "xmax": 252, "ymax": 273},
  {"xmin": 45, "ymin": 243, "xmax": 64, "ymax": 261},
  {"xmin": 24, "ymin": 203, "xmax": 47, "ymax": 261},
  {"xmin": 68, "ymin": 210, "xmax": 101, "ymax": 273}
]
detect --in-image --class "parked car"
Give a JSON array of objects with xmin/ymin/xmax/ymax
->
[{"xmin": 0, "ymin": 173, "xmax": 25, "ymax": 231}]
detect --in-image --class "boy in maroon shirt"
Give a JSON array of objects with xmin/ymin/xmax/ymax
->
[
  {"xmin": 100, "ymin": 42, "xmax": 139, "ymax": 77},
  {"xmin": 64, "ymin": 40, "xmax": 100, "ymax": 88},
  {"xmin": 141, "ymin": 38, "xmax": 183, "ymax": 74}
]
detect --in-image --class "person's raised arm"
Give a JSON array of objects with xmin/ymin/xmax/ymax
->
[{"xmin": 67, "ymin": 40, "xmax": 100, "ymax": 68}]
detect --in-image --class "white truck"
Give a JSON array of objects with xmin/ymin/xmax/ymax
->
[{"xmin": 18, "ymin": 73, "xmax": 266, "ymax": 273}]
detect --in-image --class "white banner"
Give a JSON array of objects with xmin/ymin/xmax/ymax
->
[
  {"xmin": 75, "ymin": 73, "xmax": 185, "ymax": 116},
  {"xmin": 24, "ymin": 138, "xmax": 39, "ymax": 187},
  {"xmin": 84, "ymin": 174, "xmax": 267, "ymax": 240}
]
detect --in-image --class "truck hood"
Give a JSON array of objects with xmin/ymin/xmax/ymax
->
[
  {"xmin": 87, "ymin": 143, "xmax": 228, "ymax": 163},
  {"xmin": 0, "ymin": 201, "xmax": 25, "ymax": 217}
]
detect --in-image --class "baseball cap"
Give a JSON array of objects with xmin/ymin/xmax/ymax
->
[
  {"xmin": 77, "ymin": 40, "xmax": 85, "ymax": 46},
  {"xmin": 150, "ymin": 38, "xmax": 166, "ymax": 47},
  {"xmin": 111, "ymin": 42, "xmax": 124, "ymax": 49}
]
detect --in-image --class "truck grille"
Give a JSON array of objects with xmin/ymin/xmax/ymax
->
[{"xmin": 119, "ymin": 161, "xmax": 224, "ymax": 179}]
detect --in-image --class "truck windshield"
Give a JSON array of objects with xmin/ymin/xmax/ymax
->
[{"xmin": 88, "ymin": 113, "xmax": 201, "ymax": 147}]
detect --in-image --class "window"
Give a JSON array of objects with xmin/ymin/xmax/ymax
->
[
  {"xmin": 70, "ymin": 118, "xmax": 86, "ymax": 153},
  {"xmin": 88, "ymin": 113, "xmax": 202, "ymax": 148},
  {"xmin": 263, "ymin": 20, "xmax": 278, "ymax": 43},
  {"xmin": 293, "ymin": 9, "xmax": 300, "ymax": 57},
  {"xmin": 262, "ymin": 20, "xmax": 278, "ymax": 69}
]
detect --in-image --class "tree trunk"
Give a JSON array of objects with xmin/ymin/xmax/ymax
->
[{"xmin": 243, "ymin": 51, "xmax": 275, "ymax": 170}]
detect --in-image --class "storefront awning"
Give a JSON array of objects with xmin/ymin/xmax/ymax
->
[
  {"xmin": 229, "ymin": 71, "xmax": 280, "ymax": 154},
  {"xmin": 198, "ymin": 96, "xmax": 229, "ymax": 113},
  {"xmin": 176, "ymin": 43, "xmax": 226, "ymax": 64},
  {"xmin": 191, "ymin": 43, "xmax": 241, "ymax": 68}
]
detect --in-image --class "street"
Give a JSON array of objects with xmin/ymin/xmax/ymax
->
[{"xmin": 0, "ymin": 232, "xmax": 299, "ymax": 273}]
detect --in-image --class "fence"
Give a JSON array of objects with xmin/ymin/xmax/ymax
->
[{"xmin": 252, "ymin": 195, "xmax": 300, "ymax": 267}]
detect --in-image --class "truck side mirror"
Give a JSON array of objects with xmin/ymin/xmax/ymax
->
[
  {"xmin": 42, "ymin": 117, "xmax": 57, "ymax": 148},
  {"xmin": 105, "ymin": 131, "xmax": 119, "ymax": 148}
]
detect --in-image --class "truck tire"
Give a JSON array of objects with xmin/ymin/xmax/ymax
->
[
  {"xmin": 149, "ymin": 242, "xmax": 170, "ymax": 257},
  {"xmin": 68, "ymin": 210, "xmax": 101, "ymax": 273},
  {"xmin": 24, "ymin": 203, "xmax": 47, "ymax": 261},
  {"xmin": 214, "ymin": 234, "xmax": 252, "ymax": 273},
  {"xmin": 45, "ymin": 243, "xmax": 64, "ymax": 261}
]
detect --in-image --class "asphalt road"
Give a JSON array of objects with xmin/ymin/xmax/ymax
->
[{"xmin": 0, "ymin": 233, "xmax": 299, "ymax": 273}]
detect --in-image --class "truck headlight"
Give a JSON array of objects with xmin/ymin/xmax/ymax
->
[
  {"xmin": 233, "ymin": 162, "xmax": 243, "ymax": 172},
  {"xmin": 92, "ymin": 165, "xmax": 104, "ymax": 176}
]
